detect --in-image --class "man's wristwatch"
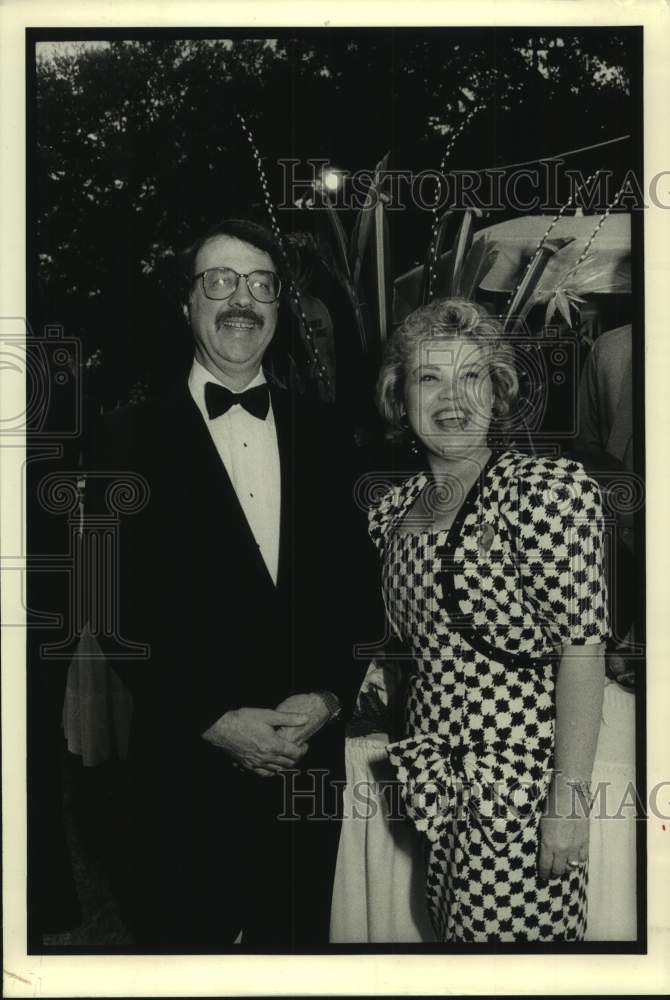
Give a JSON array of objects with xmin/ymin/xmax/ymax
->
[{"xmin": 315, "ymin": 690, "xmax": 341, "ymax": 723}]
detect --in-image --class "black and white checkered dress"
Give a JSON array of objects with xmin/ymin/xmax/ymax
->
[{"xmin": 368, "ymin": 449, "xmax": 609, "ymax": 942}]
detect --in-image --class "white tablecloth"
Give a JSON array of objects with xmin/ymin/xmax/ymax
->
[
  {"xmin": 331, "ymin": 680, "xmax": 637, "ymax": 942},
  {"xmin": 584, "ymin": 680, "xmax": 637, "ymax": 941}
]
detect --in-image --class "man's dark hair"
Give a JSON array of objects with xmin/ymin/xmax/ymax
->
[{"xmin": 180, "ymin": 217, "xmax": 284, "ymax": 303}]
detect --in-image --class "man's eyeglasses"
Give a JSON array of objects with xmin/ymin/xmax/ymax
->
[{"xmin": 193, "ymin": 267, "xmax": 281, "ymax": 304}]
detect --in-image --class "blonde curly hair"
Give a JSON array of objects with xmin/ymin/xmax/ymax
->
[{"xmin": 376, "ymin": 297, "xmax": 519, "ymax": 440}]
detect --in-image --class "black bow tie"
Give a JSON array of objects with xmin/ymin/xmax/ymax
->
[{"xmin": 204, "ymin": 381, "xmax": 270, "ymax": 421}]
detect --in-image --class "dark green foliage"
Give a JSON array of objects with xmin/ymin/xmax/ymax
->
[{"xmin": 32, "ymin": 31, "xmax": 632, "ymax": 402}]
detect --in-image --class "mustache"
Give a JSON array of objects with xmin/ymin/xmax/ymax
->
[{"xmin": 215, "ymin": 306, "xmax": 263, "ymax": 329}]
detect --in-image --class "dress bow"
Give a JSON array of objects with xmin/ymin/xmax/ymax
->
[{"xmin": 386, "ymin": 733, "xmax": 553, "ymax": 851}]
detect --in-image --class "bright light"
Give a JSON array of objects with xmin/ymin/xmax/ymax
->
[
  {"xmin": 313, "ymin": 165, "xmax": 347, "ymax": 200},
  {"xmin": 323, "ymin": 170, "xmax": 341, "ymax": 191}
]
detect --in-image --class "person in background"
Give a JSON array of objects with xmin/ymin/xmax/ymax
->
[
  {"xmin": 576, "ymin": 323, "xmax": 637, "ymax": 686},
  {"xmin": 573, "ymin": 322, "xmax": 638, "ymax": 941}
]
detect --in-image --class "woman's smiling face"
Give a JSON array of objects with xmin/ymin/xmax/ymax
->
[{"xmin": 404, "ymin": 337, "xmax": 494, "ymax": 460}]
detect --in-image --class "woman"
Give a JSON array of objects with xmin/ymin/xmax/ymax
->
[{"xmin": 368, "ymin": 298, "xmax": 608, "ymax": 942}]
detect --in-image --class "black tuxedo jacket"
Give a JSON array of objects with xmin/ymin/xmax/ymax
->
[{"xmin": 89, "ymin": 377, "xmax": 379, "ymax": 947}]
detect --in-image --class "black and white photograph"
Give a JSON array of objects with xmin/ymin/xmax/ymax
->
[{"xmin": 2, "ymin": 2, "xmax": 670, "ymax": 996}]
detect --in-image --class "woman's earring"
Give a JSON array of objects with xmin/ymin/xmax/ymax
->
[
  {"xmin": 488, "ymin": 406, "xmax": 512, "ymax": 448},
  {"xmin": 401, "ymin": 415, "xmax": 420, "ymax": 456}
]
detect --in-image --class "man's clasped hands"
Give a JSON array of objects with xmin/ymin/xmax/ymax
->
[{"xmin": 202, "ymin": 692, "xmax": 331, "ymax": 777}]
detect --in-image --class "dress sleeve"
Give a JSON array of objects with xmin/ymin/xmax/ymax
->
[
  {"xmin": 502, "ymin": 456, "xmax": 610, "ymax": 647},
  {"xmin": 367, "ymin": 483, "xmax": 402, "ymax": 555}
]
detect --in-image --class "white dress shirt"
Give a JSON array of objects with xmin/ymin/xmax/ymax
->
[{"xmin": 188, "ymin": 358, "xmax": 281, "ymax": 584}]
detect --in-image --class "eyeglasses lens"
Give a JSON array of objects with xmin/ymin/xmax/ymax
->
[{"xmin": 203, "ymin": 268, "xmax": 279, "ymax": 303}]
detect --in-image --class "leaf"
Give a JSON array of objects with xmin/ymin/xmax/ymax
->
[
  {"xmin": 349, "ymin": 151, "xmax": 390, "ymax": 291},
  {"xmin": 459, "ymin": 235, "xmax": 499, "ymax": 300},
  {"xmin": 504, "ymin": 237, "xmax": 575, "ymax": 333},
  {"xmin": 318, "ymin": 191, "xmax": 352, "ymax": 282},
  {"xmin": 545, "ymin": 295, "xmax": 559, "ymax": 327},
  {"xmin": 443, "ymin": 210, "xmax": 475, "ymax": 297},
  {"xmin": 348, "ymin": 292, "xmax": 369, "ymax": 353},
  {"xmin": 371, "ymin": 199, "xmax": 392, "ymax": 343},
  {"xmin": 315, "ymin": 247, "xmax": 369, "ymax": 354},
  {"xmin": 545, "ymin": 288, "xmax": 584, "ymax": 328},
  {"xmin": 555, "ymin": 289, "xmax": 573, "ymax": 327},
  {"xmin": 564, "ymin": 254, "xmax": 631, "ymax": 297},
  {"xmin": 533, "ymin": 244, "xmax": 631, "ymax": 302}
]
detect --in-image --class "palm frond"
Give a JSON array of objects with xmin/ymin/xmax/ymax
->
[
  {"xmin": 545, "ymin": 289, "xmax": 585, "ymax": 328},
  {"xmin": 372, "ymin": 197, "xmax": 392, "ymax": 343},
  {"xmin": 534, "ymin": 248, "xmax": 631, "ymax": 300},
  {"xmin": 315, "ymin": 248, "xmax": 369, "ymax": 354},
  {"xmin": 443, "ymin": 210, "xmax": 476, "ymax": 297},
  {"xmin": 459, "ymin": 235, "xmax": 499, "ymax": 300},
  {"xmin": 318, "ymin": 192, "xmax": 352, "ymax": 282},
  {"xmin": 349, "ymin": 151, "xmax": 390, "ymax": 291},
  {"xmin": 503, "ymin": 237, "xmax": 575, "ymax": 332}
]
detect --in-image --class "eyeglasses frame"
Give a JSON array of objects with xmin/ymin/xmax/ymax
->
[{"xmin": 192, "ymin": 266, "xmax": 282, "ymax": 303}]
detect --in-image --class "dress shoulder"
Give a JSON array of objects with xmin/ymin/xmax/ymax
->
[
  {"xmin": 496, "ymin": 449, "xmax": 594, "ymax": 483},
  {"xmin": 367, "ymin": 473, "xmax": 424, "ymax": 554},
  {"xmin": 496, "ymin": 450, "xmax": 604, "ymax": 520},
  {"xmin": 495, "ymin": 450, "xmax": 609, "ymax": 647}
]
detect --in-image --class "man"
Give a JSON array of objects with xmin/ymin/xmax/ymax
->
[{"xmin": 93, "ymin": 218, "xmax": 372, "ymax": 949}]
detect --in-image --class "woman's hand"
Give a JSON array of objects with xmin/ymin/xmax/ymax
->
[
  {"xmin": 541, "ymin": 644, "xmax": 604, "ymax": 880},
  {"xmin": 538, "ymin": 773, "xmax": 591, "ymax": 880}
]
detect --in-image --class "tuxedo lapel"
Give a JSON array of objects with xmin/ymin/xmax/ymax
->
[
  {"xmin": 161, "ymin": 385, "xmax": 276, "ymax": 592},
  {"xmin": 164, "ymin": 385, "xmax": 232, "ymax": 494},
  {"xmin": 270, "ymin": 384, "xmax": 294, "ymax": 594}
]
